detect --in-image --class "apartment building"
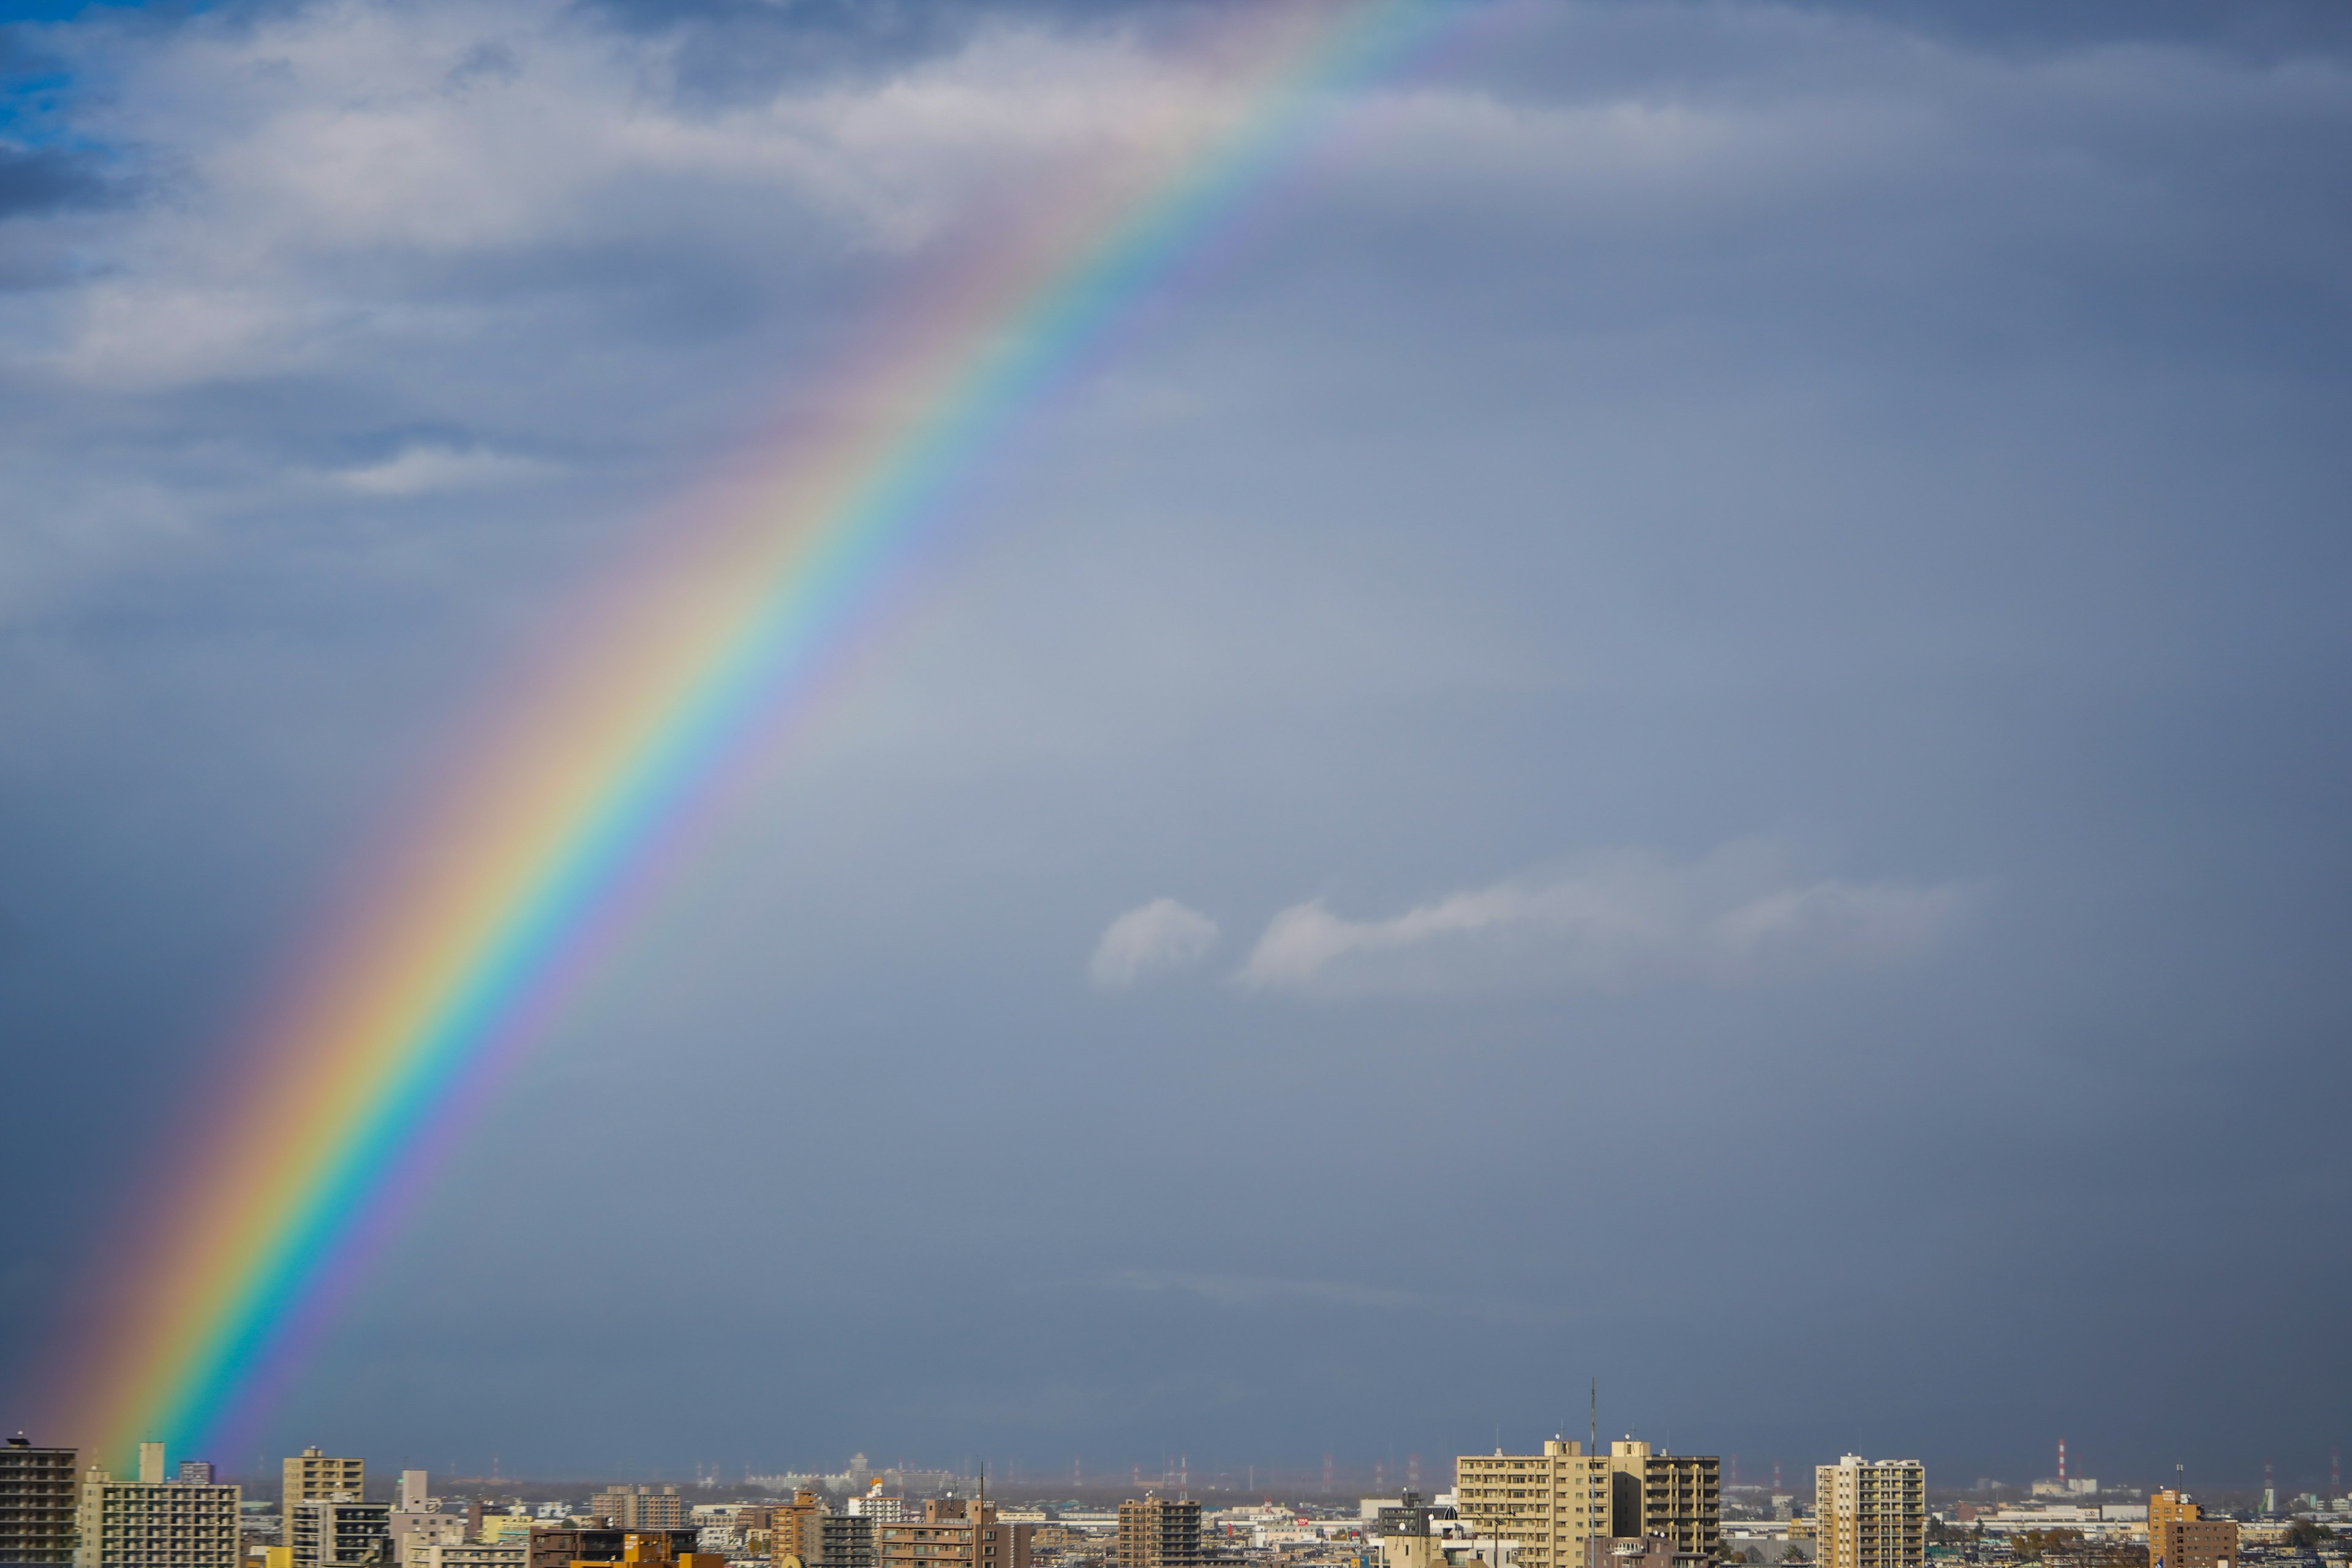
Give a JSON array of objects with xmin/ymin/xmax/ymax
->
[
  {"xmin": 1115, "ymin": 1499, "xmax": 1200, "ymax": 1568},
  {"xmin": 74, "ymin": 1447, "xmax": 241, "ymax": 1568},
  {"xmin": 2, "ymin": 1434, "xmax": 79, "ymax": 1564},
  {"xmin": 287, "ymin": 1499, "xmax": 388, "ymax": 1568},
  {"xmin": 1607, "ymin": 1444, "xmax": 1718, "ymax": 1558},
  {"xmin": 1455, "ymin": 1439, "xmax": 1720, "ymax": 1568},
  {"xmin": 769, "ymin": 1493, "xmax": 827, "ymax": 1568},
  {"xmin": 1814, "ymin": 1458, "xmax": 1924, "ymax": 1568},
  {"xmin": 818, "ymin": 1516, "xmax": 875, "ymax": 1568},
  {"xmin": 589, "ymin": 1495, "xmax": 687, "ymax": 1535},
  {"xmin": 2146, "ymin": 1494, "xmax": 2235, "ymax": 1568},
  {"xmin": 281, "ymin": 1454, "xmax": 364, "ymax": 1526},
  {"xmin": 876, "ymin": 1498, "xmax": 1030, "ymax": 1568}
]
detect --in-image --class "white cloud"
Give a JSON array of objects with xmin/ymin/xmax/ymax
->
[
  {"xmin": 338, "ymin": 443, "xmax": 557, "ymax": 496},
  {"xmin": 1238, "ymin": 844, "xmax": 1970, "ymax": 998},
  {"xmin": 1089, "ymin": 897, "xmax": 1219, "ymax": 990}
]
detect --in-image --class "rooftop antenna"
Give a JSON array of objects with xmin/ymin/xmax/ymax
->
[{"xmin": 1590, "ymin": 1380, "xmax": 1597, "ymax": 1452}]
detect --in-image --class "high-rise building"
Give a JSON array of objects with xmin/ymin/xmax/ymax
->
[
  {"xmin": 398, "ymin": 1477, "xmax": 430, "ymax": 1515},
  {"xmin": 282, "ymin": 1453, "xmax": 365, "ymax": 1526},
  {"xmin": 876, "ymin": 1499, "xmax": 1029, "ymax": 1568},
  {"xmin": 287, "ymin": 1499, "xmax": 390, "ymax": 1568},
  {"xmin": 175, "ymin": 1465, "xmax": 216, "ymax": 1488},
  {"xmin": 2, "ymin": 1435, "xmax": 79, "ymax": 1564},
  {"xmin": 1116, "ymin": 1498, "xmax": 1200, "ymax": 1568},
  {"xmin": 1455, "ymin": 1439, "xmax": 1721, "ymax": 1568},
  {"xmin": 1605, "ymin": 1443, "xmax": 1717, "ymax": 1558},
  {"xmin": 590, "ymin": 1495, "xmax": 687, "ymax": 1535},
  {"xmin": 767, "ymin": 1493, "xmax": 826, "ymax": 1568},
  {"xmin": 1814, "ymin": 1458, "xmax": 1924, "ymax": 1568},
  {"xmin": 74, "ymin": 1448, "xmax": 241, "ymax": 1568},
  {"xmin": 2146, "ymin": 1493, "xmax": 2236, "ymax": 1568}
]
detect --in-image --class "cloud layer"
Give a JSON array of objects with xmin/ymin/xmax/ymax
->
[{"xmin": 1238, "ymin": 846, "xmax": 1969, "ymax": 997}]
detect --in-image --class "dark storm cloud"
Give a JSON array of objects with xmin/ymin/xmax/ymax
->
[
  {"xmin": 0, "ymin": 0, "xmax": 2346, "ymax": 1496},
  {"xmin": 0, "ymin": 144, "xmax": 105, "ymax": 216}
]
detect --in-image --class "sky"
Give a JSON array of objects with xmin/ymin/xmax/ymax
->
[{"xmin": 2, "ymin": 0, "xmax": 2350, "ymax": 1493}]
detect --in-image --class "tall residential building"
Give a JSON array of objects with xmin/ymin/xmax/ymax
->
[
  {"xmin": 287, "ymin": 1499, "xmax": 390, "ymax": 1568},
  {"xmin": 1814, "ymin": 1458, "xmax": 1924, "ymax": 1568},
  {"xmin": 1605, "ymin": 1443, "xmax": 1718, "ymax": 1558},
  {"xmin": 1116, "ymin": 1498, "xmax": 1201, "ymax": 1568},
  {"xmin": 397, "ymin": 1478, "xmax": 430, "ymax": 1515},
  {"xmin": 282, "ymin": 1453, "xmax": 366, "ymax": 1523},
  {"xmin": 1456, "ymin": 1439, "xmax": 1721, "ymax": 1568},
  {"xmin": 2146, "ymin": 1493, "xmax": 2236, "ymax": 1568},
  {"xmin": 876, "ymin": 1499, "xmax": 1030, "ymax": 1568},
  {"xmin": 2, "ymin": 1435, "xmax": 80, "ymax": 1564},
  {"xmin": 767, "ymin": 1493, "xmax": 826, "ymax": 1568},
  {"xmin": 590, "ymin": 1495, "xmax": 687, "ymax": 1535},
  {"xmin": 74, "ymin": 1449, "xmax": 241, "ymax": 1568}
]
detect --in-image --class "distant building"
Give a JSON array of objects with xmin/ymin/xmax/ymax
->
[
  {"xmin": 76, "ymin": 1447, "xmax": 241, "ymax": 1568},
  {"xmin": 282, "ymin": 1452, "xmax": 365, "ymax": 1521},
  {"xmin": 1374, "ymin": 1498, "xmax": 1460, "ymax": 1541},
  {"xmin": 878, "ymin": 1499, "xmax": 1030, "ymax": 1568},
  {"xmin": 178, "ymin": 1464, "xmax": 218, "ymax": 1487},
  {"xmin": 591, "ymin": 1496, "xmax": 688, "ymax": 1535},
  {"xmin": 1457, "ymin": 1438, "xmax": 1721, "ymax": 1568},
  {"xmin": 423, "ymin": 1547, "xmax": 527, "ymax": 1568},
  {"xmin": 2, "ymin": 1434, "xmax": 79, "ymax": 1564},
  {"xmin": 846, "ymin": 1491, "xmax": 904, "ymax": 1528},
  {"xmin": 287, "ymin": 1499, "xmax": 390, "ymax": 1568},
  {"xmin": 1814, "ymin": 1458, "xmax": 1924, "ymax": 1568}
]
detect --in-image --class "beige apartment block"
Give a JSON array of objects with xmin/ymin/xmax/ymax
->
[
  {"xmin": 1814, "ymin": 1457, "xmax": 1924, "ymax": 1568},
  {"xmin": 76, "ymin": 1455, "xmax": 242, "ymax": 1568},
  {"xmin": 594, "ymin": 1492, "xmax": 690, "ymax": 1535},
  {"xmin": 876, "ymin": 1498, "xmax": 1030, "ymax": 1568},
  {"xmin": 1457, "ymin": 1439, "xmax": 1720, "ymax": 1568},
  {"xmin": 767, "ymin": 1491, "xmax": 827, "ymax": 1568},
  {"xmin": 281, "ymin": 1452, "xmax": 364, "ymax": 1522},
  {"xmin": 1115, "ymin": 1497, "xmax": 1201, "ymax": 1568}
]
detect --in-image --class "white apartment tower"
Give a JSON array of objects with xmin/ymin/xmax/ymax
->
[{"xmin": 1814, "ymin": 1458, "xmax": 1925, "ymax": 1568}]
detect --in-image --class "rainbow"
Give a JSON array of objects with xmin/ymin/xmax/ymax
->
[{"xmin": 31, "ymin": 0, "xmax": 1477, "ymax": 1467}]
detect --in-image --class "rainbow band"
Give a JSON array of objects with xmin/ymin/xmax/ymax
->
[{"xmin": 39, "ymin": 0, "xmax": 1468, "ymax": 1465}]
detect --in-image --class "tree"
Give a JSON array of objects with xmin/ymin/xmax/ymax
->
[{"xmin": 2284, "ymin": 1522, "xmax": 2335, "ymax": 1551}]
